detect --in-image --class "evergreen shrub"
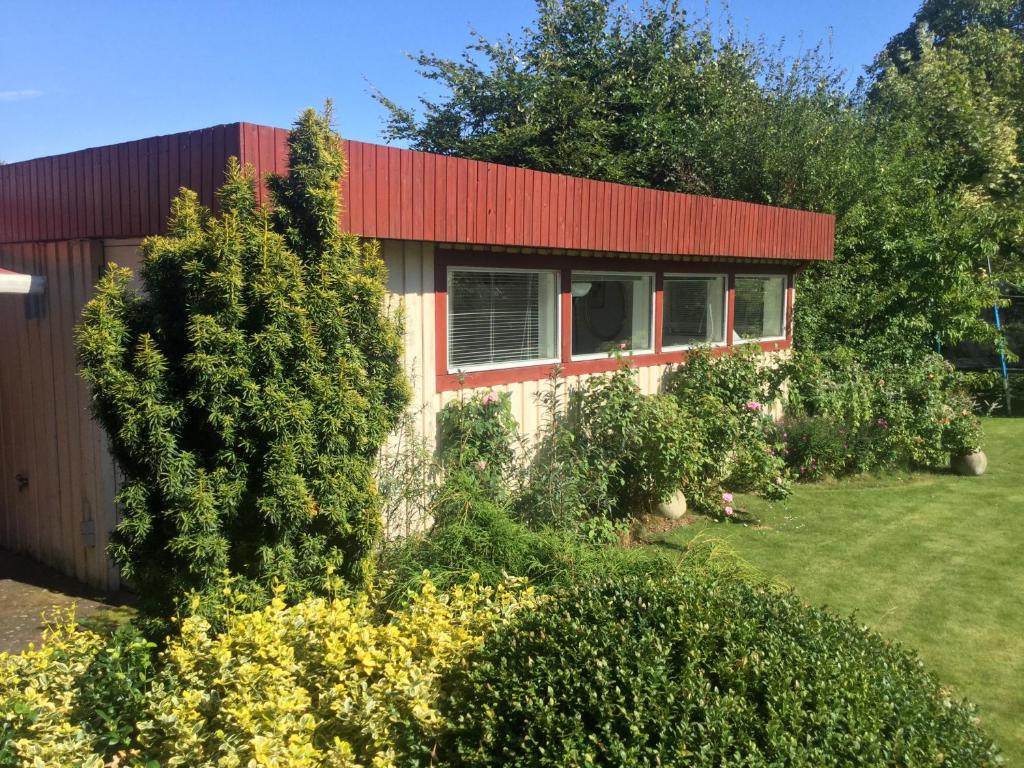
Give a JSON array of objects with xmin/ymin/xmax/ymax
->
[
  {"xmin": 0, "ymin": 616, "xmax": 154, "ymax": 767},
  {"xmin": 76, "ymin": 107, "xmax": 408, "ymax": 623}
]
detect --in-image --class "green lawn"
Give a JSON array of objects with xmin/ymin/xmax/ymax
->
[{"xmin": 652, "ymin": 417, "xmax": 1024, "ymax": 762}]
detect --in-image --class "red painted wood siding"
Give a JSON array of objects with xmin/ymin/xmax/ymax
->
[
  {"xmin": 0, "ymin": 125, "xmax": 241, "ymax": 244},
  {"xmin": 1, "ymin": 122, "xmax": 835, "ymax": 262}
]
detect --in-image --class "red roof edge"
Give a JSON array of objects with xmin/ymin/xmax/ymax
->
[{"xmin": 1, "ymin": 122, "xmax": 834, "ymax": 262}]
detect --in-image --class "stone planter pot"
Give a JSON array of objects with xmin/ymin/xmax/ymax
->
[
  {"xmin": 951, "ymin": 450, "xmax": 987, "ymax": 476},
  {"xmin": 656, "ymin": 490, "xmax": 688, "ymax": 520}
]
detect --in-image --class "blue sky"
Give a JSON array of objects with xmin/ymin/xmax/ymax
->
[{"xmin": 1, "ymin": 0, "xmax": 919, "ymax": 163}]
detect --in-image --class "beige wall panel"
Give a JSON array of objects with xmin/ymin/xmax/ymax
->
[{"xmin": 0, "ymin": 240, "xmax": 117, "ymax": 589}]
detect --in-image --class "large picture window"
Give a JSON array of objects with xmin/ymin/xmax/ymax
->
[
  {"xmin": 447, "ymin": 268, "xmax": 559, "ymax": 371},
  {"xmin": 662, "ymin": 274, "xmax": 727, "ymax": 348},
  {"xmin": 733, "ymin": 275, "xmax": 787, "ymax": 341},
  {"xmin": 571, "ymin": 271, "xmax": 653, "ymax": 357}
]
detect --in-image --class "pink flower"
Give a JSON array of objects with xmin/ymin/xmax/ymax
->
[
  {"xmin": 745, "ymin": 401, "xmax": 763, "ymax": 412},
  {"xmin": 617, "ymin": 342, "xmax": 627, "ymax": 350},
  {"xmin": 722, "ymin": 492, "xmax": 733, "ymax": 503},
  {"xmin": 475, "ymin": 460, "xmax": 488, "ymax": 472},
  {"xmin": 724, "ymin": 506, "xmax": 734, "ymax": 517},
  {"xmin": 481, "ymin": 392, "xmax": 499, "ymax": 406}
]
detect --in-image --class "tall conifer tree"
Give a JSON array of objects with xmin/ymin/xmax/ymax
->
[{"xmin": 77, "ymin": 106, "xmax": 408, "ymax": 621}]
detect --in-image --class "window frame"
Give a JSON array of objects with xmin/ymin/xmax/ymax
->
[
  {"xmin": 445, "ymin": 265, "xmax": 562, "ymax": 375},
  {"xmin": 434, "ymin": 250, "xmax": 794, "ymax": 392},
  {"xmin": 568, "ymin": 269, "xmax": 656, "ymax": 361},
  {"xmin": 660, "ymin": 271, "xmax": 730, "ymax": 352},
  {"xmin": 731, "ymin": 273, "xmax": 789, "ymax": 344}
]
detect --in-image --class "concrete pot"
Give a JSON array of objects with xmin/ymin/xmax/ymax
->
[
  {"xmin": 656, "ymin": 490, "xmax": 688, "ymax": 520},
  {"xmin": 951, "ymin": 450, "xmax": 987, "ymax": 476}
]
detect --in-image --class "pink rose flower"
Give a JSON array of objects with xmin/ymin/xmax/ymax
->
[
  {"xmin": 745, "ymin": 401, "xmax": 763, "ymax": 412},
  {"xmin": 481, "ymin": 392, "xmax": 499, "ymax": 406},
  {"xmin": 722, "ymin": 492, "xmax": 733, "ymax": 503},
  {"xmin": 724, "ymin": 506, "xmax": 734, "ymax": 517},
  {"xmin": 475, "ymin": 460, "xmax": 488, "ymax": 471}
]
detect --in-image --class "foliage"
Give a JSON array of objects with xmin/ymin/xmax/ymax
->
[
  {"xmin": 376, "ymin": 409, "xmax": 438, "ymax": 538},
  {"xmin": 784, "ymin": 349, "xmax": 984, "ymax": 478},
  {"xmin": 136, "ymin": 578, "xmax": 534, "ymax": 768},
  {"xmin": 662, "ymin": 346, "xmax": 790, "ymax": 513},
  {"xmin": 962, "ymin": 369, "xmax": 1024, "ymax": 414},
  {"xmin": 76, "ymin": 106, "xmax": 408, "ymax": 624},
  {"xmin": 515, "ymin": 368, "xmax": 616, "ymax": 537},
  {"xmin": 0, "ymin": 581, "xmax": 535, "ymax": 768},
  {"xmin": 437, "ymin": 575, "xmax": 1001, "ymax": 767},
  {"xmin": 380, "ymin": 469, "xmax": 675, "ymax": 603},
  {"xmin": 437, "ymin": 390, "xmax": 520, "ymax": 494},
  {"xmin": 377, "ymin": 0, "xmax": 859, "ymax": 213},
  {"xmin": 561, "ymin": 361, "xmax": 695, "ymax": 517},
  {"xmin": 0, "ymin": 614, "xmax": 155, "ymax": 767}
]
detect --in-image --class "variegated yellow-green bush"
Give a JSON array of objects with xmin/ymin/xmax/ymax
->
[
  {"xmin": 139, "ymin": 576, "xmax": 536, "ymax": 768},
  {"xmin": 0, "ymin": 578, "xmax": 535, "ymax": 768},
  {"xmin": 0, "ymin": 616, "xmax": 108, "ymax": 767}
]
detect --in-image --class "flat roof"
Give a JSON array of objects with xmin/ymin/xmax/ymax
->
[{"xmin": 0, "ymin": 123, "xmax": 834, "ymax": 262}]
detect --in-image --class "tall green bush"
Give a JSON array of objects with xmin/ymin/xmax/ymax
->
[{"xmin": 76, "ymin": 107, "xmax": 408, "ymax": 623}]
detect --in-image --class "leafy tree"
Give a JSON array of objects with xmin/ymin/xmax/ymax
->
[
  {"xmin": 877, "ymin": 0, "xmax": 1023, "ymax": 67},
  {"xmin": 380, "ymin": 0, "xmax": 1007, "ymax": 356},
  {"xmin": 870, "ymin": 7, "xmax": 1024, "ymax": 283},
  {"xmin": 76, "ymin": 107, "xmax": 408, "ymax": 623},
  {"xmin": 377, "ymin": 0, "xmax": 861, "ymax": 212}
]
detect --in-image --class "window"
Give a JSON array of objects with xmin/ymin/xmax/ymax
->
[
  {"xmin": 662, "ymin": 274, "xmax": 727, "ymax": 348},
  {"xmin": 447, "ymin": 268, "xmax": 559, "ymax": 371},
  {"xmin": 733, "ymin": 275, "xmax": 787, "ymax": 341},
  {"xmin": 571, "ymin": 271, "xmax": 653, "ymax": 357}
]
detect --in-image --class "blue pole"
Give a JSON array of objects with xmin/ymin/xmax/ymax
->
[{"xmin": 987, "ymin": 255, "xmax": 1012, "ymax": 415}]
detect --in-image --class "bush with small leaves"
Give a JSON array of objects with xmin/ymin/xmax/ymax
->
[{"xmin": 437, "ymin": 575, "xmax": 1002, "ymax": 767}]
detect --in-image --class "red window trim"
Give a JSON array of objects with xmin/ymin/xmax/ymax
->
[{"xmin": 434, "ymin": 249, "xmax": 794, "ymax": 392}]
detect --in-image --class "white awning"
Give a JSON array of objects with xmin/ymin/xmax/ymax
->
[{"xmin": 0, "ymin": 267, "xmax": 46, "ymax": 295}]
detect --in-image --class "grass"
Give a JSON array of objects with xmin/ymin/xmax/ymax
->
[{"xmin": 651, "ymin": 417, "xmax": 1024, "ymax": 762}]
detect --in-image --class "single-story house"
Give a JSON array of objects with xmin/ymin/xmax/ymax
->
[{"xmin": 0, "ymin": 123, "xmax": 835, "ymax": 589}]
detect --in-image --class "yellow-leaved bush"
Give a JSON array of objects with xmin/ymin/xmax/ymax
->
[
  {"xmin": 0, "ymin": 616, "xmax": 110, "ymax": 768},
  {"xmin": 0, "ymin": 576, "xmax": 537, "ymax": 768}
]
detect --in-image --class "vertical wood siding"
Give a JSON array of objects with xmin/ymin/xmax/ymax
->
[
  {"xmin": 0, "ymin": 240, "xmax": 119, "ymax": 589},
  {"xmin": 240, "ymin": 125, "xmax": 834, "ymax": 262},
  {"xmin": 0, "ymin": 125, "xmax": 241, "ymax": 244},
  {"xmin": 1, "ymin": 123, "xmax": 835, "ymax": 264}
]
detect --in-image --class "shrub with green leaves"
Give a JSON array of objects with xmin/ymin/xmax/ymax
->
[
  {"xmin": 380, "ymin": 468, "xmax": 675, "ymax": 603},
  {"xmin": 784, "ymin": 349, "xmax": 983, "ymax": 477},
  {"xmin": 437, "ymin": 575, "xmax": 1001, "ymax": 767},
  {"xmin": 76, "ymin": 107, "xmax": 408, "ymax": 624},
  {"xmin": 662, "ymin": 346, "xmax": 790, "ymax": 512},
  {"xmin": 437, "ymin": 390, "xmax": 520, "ymax": 494},
  {"xmin": 0, "ymin": 615, "xmax": 155, "ymax": 767},
  {"xmin": 565, "ymin": 364, "xmax": 697, "ymax": 517}
]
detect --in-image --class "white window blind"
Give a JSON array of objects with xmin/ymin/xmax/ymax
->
[
  {"xmin": 734, "ymin": 275, "xmax": 786, "ymax": 341},
  {"xmin": 447, "ymin": 269, "xmax": 558, "ymax": 371},
  {"xmin": 663, "ymin": 275, "xmax": 726, "ymax": 347}
]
